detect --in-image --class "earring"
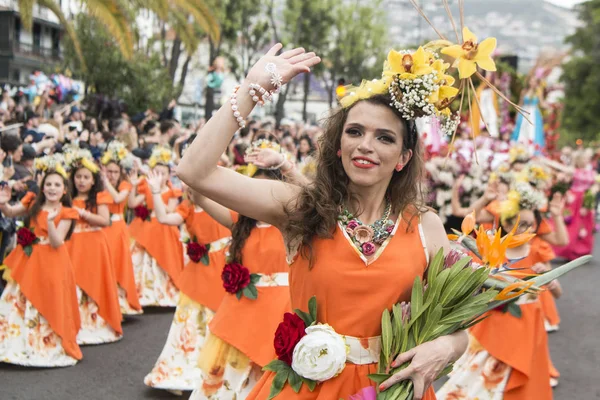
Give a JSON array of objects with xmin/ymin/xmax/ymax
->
[
  {"xmin": 395, "ymin": 164, "xmax": 403, "ymax": 172},
  {"xmin": 336, "ymin": 150, "xmax": 342, "ymax": 158}
]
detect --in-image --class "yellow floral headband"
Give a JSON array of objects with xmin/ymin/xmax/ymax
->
[
  {"xmin": 34, "ymin": 155, "xmax": 68, "ymax": 179},
  {"xmin": 63, "ymin": 145, "xmax": 99, "ymax": 174},
  {"xmin": 148, "ymin": 146, "xmax": 173, "ymax": 168},
  {"xmin": 101, "ymin": 141, "xmax": 130, "ymax": 166}
]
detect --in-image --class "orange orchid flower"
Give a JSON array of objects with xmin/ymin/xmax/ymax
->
[
  {"xmin": 495, "ymin": 281, "xmax": 535, "ymax": 301},
  {"xmin": 461, "ymin": 211, "xmax": 476, "ymax": 236}
]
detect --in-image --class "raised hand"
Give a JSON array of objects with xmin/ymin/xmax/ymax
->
[
  {"xmin": 47, "ymin": 207, "xmax": 60, "ymax": 222},
  {"xmin": 245, "ymin": 44, "xmax": 321, "ymax": 92},
  {"xmin": 244, "ymin": 148, "xmax": 285, "ymax": 169},
  {"xmin": 483, "ymin": 181, "xmax": 498, "ymax": 202},
  {"xmin": 128, "ymin": 170, "xmax": 141, "ymax": 187},
  {"xmin": 549, "ymin": 192, "xmax": 565, "ymax": 217},
  {"xmin": 146, "ymin": 170, "xmax": 162, "ymax": 194}
]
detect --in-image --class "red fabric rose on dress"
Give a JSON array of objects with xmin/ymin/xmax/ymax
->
[
  {"xmin": 274, "ymin": 312, "xmax": 307, "ymax": 365},
  {"xmin": 134, "ymin": 205, "xmax": 150, "ymax": 221},
  {"xmin": 186, "ymin": 242, "xmax": 208, "ymax": 263},
  {"xmin": 221, "ymin": 262, "xmax": 251, "ymax": 294},
  {"xmin": 17, "ymin": 227, "xmax": 37, "ymax": 247}
]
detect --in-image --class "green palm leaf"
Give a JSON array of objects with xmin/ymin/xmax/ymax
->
[
  {"xmin": 85, "ymin": 0, "xmax": 134, "ymax": 59},
  {"xmin": 171, "ymin": 0, "xmax": 220, "ymax": 42}
]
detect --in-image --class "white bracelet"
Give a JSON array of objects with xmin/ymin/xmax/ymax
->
[
  {"xmin": 269, "ymin": 155, "xmax": 287, "ymax": 171},
  {"xmin": 229, "ymin": 86, "xmax": 246, "ymax": 129},
  {"xmin": 248, "ymin": 83, "xmax": 273, "ymax": 106}
]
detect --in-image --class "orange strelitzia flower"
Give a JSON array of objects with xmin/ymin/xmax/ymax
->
[
  {"xmin": 495, "ymin": 281, "xmax": 535, "ymax": 301},
  {"xmin": 461, "ymin": 211, "xmax": 476, "ymax": 236},
  {"xmin": 505, "ymin": 229, "xmax": 536, "ymax": 249},
  {"xmin": 475, "ymin": 216, "xmax": 533, "ymax": 270}
]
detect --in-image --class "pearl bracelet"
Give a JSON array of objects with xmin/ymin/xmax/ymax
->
[
  {"xmin": 229, "ymin": 86, "xmax": 246, "ymax": 129},
  {"xmin": 248, "ymin": 83, "xmax": 274, "ymax": 106}
]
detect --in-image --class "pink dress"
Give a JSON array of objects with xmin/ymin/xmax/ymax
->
[{"xmin": 554, "ymin": 168, "xmax": 595, "ymax": 260}]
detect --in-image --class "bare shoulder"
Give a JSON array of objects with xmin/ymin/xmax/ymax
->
[
  {"xmin": 420, "ymin": 209, "xmax": 445, "ymax": 232},
  {"xmin": 420, "ymin": 209, "xmax": 450, "ymax": 258}
]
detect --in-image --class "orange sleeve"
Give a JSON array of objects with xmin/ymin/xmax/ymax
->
[
  {"xmin": 170, "ymin": 188, "xmax": 183, "ymax": 199},
  {"xmin": 175, "ymin": 201, "xmax": 192, "ymax": 220},
  {"xmin": 485, "ymin": 200, "xmax": 500, "ymax": 218},
  {"xmin": 97, "ymin": 191, "xmax": 113, "ymax": 205},
  {"xmin": 230, "ymin": 210, "xmax": 239, "ymax": 224},
  {"xmin": 20, "ymin": 191, "xmax": 36, "ymax": 208},
  {"xmin": 137, "ymin": 179, "xmax": 149, "ymax": 196},
  {"xmin": 118, "ymin": 181, "xmax": 132, "ymax": 192},
  {"xmin": 534, "ymin": 239, "xmax": 556, "ymax": 263},
  {"xmin": 60, "ymin": 207, "xmax": 80, "ymax": 221},
  {"xmin": 537, "ymin": 218, "xmax": 552, "ymax": 235}
]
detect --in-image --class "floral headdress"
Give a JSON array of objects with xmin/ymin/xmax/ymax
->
[
  {"xmin": 34, "ymin": 154, "xmax": 68, "ymax": 179},
  {"xmin": 489, "ymin": 163, "xmax": 514, "ymax": 185},
  {"xmin": 500, "ymin": 182, "xmax": 546, "ymax": 221},
  {"xmin": 337, "ymin": 0, "xmax": 528, "ymax": 147},
  {"xmin": 148, "ymin": 146, "xmax": 173, "ymax": 168},
  {"xmin": 63, "ymin": 145, "xmax": 99, "ymax": 174},
  {"xmin": 245, "ymin": 138, "xmax": 282, "ymax": 154},
  {"xmin": 517, "ymin": 163, "xmax": 551, "ymax": 191},
  {"xmin": 101, "ymin": 141, "xmax": 134, "ymax": 170}
]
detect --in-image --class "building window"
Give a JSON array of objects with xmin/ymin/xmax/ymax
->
[
  {"xmin": 12, "ymin": 69, "xmax": 20, "ymax": 83},
  {"xmin": 33, "ymin": 23, "xmax": 41, "ymax": 50},
  {"xmin": 14, "ymin": 18, "xmax": 21, "ymax": 43}
]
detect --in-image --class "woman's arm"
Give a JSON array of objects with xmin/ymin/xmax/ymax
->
[
  {"xmin": 127, "ymin": 173, "xmax": 145, "ymax": 208},
  {"xmin": 102, "ymin": 171, "xmax": 129, "ymax": 204},
  {"xmin": 147, "ymin": 171, "xmax": 184, "ymax": 225},
  {"xmin": 177, "ymin": 45, "xmax": 319, "ymax": 228},
  {"xmin": 166, "ymin": 197, "xmax": 179, "ymax": 213},
  {"xmin": 191, "ymin": 191, "xmax": 235, "ymax": 230},
  {"xmin": 244, "ymin": 148, "xmax": 311, "ymax": 186},
  {"xmin": 77, "ymin": 204, "xmax": 110, "ymax": 227},
  {"xmin": 540, "ymin": 192, "xmax": 568, "ymax": 247},
  {"xmin": 0, "ymin": 186, "xmax": 26, "ymax": 217},
  {"xmin": 421, "ymin": 210, "xmax": 451, "ymax": 259}
]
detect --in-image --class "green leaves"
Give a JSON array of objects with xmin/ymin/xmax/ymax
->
[
  {"xmin": 24, "ymin": 245, "xmax": 33, "ymax": 257},
  {"xmin": 200, "ymin": 254, "xmax": 210, "ymax": 266},
  {"xmin": 294, "ymin": 296, "xmax": 317, "ymax": 328},
  {"xmin": 381, "ymin": 309, "xmax": 393, "ymax": 367},
  {"xmin": 237, "ymin": 273, "xmax": 261, "ymax": 300}
]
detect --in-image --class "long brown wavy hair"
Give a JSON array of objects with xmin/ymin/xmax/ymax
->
[
  {"xmin": 229, "ymin": 168, "xmax": 283, "ymax": 264},
  {"xmin": 285, "ymin": 94, "xmax": 426, "ymax": 267}
]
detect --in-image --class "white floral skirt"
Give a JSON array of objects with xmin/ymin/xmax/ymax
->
[
  {"xmin": 76, "ymin": 289, "xmax": 122, "ymax": 345},
  {"xmin": 131, "ymin": 243, "xmax": 179, "ymax": 307},
  {"xmin": 436, "ymin": 337, "xmax": 510, "ymax": 400},
  {"xmin": 144, "ymin": 295, "xmax": 213, "ymax": 391},
  {"xmin": 0, "ymin": 282, "xmax": 79, "ymax": 367},
  {"xmin": 189, "ymin": 334, "xmax": 263, "ymax": 400},
  {"xmin": 118, "ymin": 286, "xmax": 143, "ymax": 316}
]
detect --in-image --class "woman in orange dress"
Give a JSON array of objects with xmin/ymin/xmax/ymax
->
[
  {"xmin": 0, "ymin": 159, "xmax": 82, "ymax": 366},
  {"xmin": 190, "ymin": 168, "xmax": 290, "ymax": 399},
  {"xmin": 100, "ymin": 141, "xmax": 141, "ymax": 316},
  {"xmin": 178, "ymin": 45, "xmax": 467, "ymax": 400},
  {"xmin": 437, "ymin": 183, "xmax": 558, "ymax": 400},
  {"xmin": 65, "ymin": 148, "xmax": 123, "ymax": 345},
  {"xmin": 128, "ymin": 146, "xmax": 183, "ymax": 307},
  {"xmin": 143, "ymin": 174, "xmax": 232, "ymax": 392}
]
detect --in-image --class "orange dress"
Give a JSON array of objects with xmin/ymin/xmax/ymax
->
[
  {"xmin": 248, "ymin": 212, "xmax": 436, "ymax": 400},
  {"xmin": 67, "ymin": 194, "xmax": 123, "ymax": 344},
  {"xmin": 129, "ymin": 179, "xmax": 184, "ymax": 306},
  {"xmin": 176, "ymin": 201, "xmax": 232, "ymax": 310},
  {"xmin": 1, "ymin": 192, "xmax": 82, "ymax": 364},
  {"xmin": 102, "ymin": 181, "xmax": 141, "ymax": 314}
]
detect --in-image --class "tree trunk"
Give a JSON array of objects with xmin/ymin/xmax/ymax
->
[
  {"xmin": 160, "ymin": 23, "xmax": 168, "ymax": 68},
  {"xmin": 328, "ymin": 72, "xmax": 336, "ymax": 109},
  {"xmin": 173, "ymin": 54, "xmax": 192, "ymax": 100},
  {"xmin": 302, "ymin": 73, "xmax": 311, "ymax": 122},
  {"xmin": 275, "ymin": 83, "xmax": 293, "ymax": 127},
  {"xmin": 168, "ymin": 36, "xmax": 182, "ymax": 84}
]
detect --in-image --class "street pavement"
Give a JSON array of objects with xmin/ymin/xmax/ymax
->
[{"xmin": 1, "ymin": 243, "xmax": 599, "ymax": 400}]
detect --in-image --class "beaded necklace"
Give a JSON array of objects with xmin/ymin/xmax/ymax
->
[{"xmin": 338, "ymin": 198, "xmax": 395, "ymax": 256}]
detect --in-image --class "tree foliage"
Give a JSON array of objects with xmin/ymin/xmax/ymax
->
[
  {"xmin": 63, "ymin": 14, "xmax": 174, "ymax": 115},
  {"xmin": 561, "ymin": 0, "xmax": 600, "ymax": 141}
]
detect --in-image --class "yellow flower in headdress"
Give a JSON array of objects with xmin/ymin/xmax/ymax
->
[
  {"xmin": 101, "ymin": 153, "xmax": 112, "ymax": 165},
  {"xmin": 339, "ymin": 78, "xmax": 389, "ymax": 109},
  {"xmin": 160, "ymin": 149, "xmax": 171, "ymax": 163},
  {"xmin": 500, "ymin": 190, "xmax": 521, "ymax": 221},
  {"xmin": 384, "ymin": 47, "xmax": 434, "ymax": 80},
  {"xmin": 509, "ymin": 145, "xmax": 529, "ymax": 163},
  {"xmin": 149, "ymin": 146, "xmax": 173, "ymax": 168},
  {"xmin": 81, "ymin": 157, "xmax": 99, "ymax": 173},
  {"xmin": 441, "ymin": 27, "xmax": 497, "ymax": 79},
  {"xmin": 118, "ymin": 148, "xmax": 128, "ymax": 160},
  {"xmin": 55, "ymin": 164, "xmax": 68, "ymax": 179}
]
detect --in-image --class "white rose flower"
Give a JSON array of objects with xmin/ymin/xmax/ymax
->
[{"xmin": 291, "ymin": 324, "xmax": 347, "ymax": 382}]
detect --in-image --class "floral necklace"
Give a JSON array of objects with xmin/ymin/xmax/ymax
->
[{"xmin": 338, "ymin": 199, "xmax": 395, "ymax": 256}]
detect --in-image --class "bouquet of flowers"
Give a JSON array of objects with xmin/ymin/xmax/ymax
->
[{"xmin": 369, "ymin": 216, "xmax": 591, "ymax": 399}]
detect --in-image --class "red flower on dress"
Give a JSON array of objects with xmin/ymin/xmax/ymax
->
[
  {"xmin": 186, "ymin": 239, "xmax": 210, "ymax": 265},
  {"xmin": 274, "ymin": 312, "xmax": 307, "ymax": 365},
  {"xmin": 222, "ymin": 263, "xmax": 251, "ymax": 294},
  {"xmin": 17, "ymin": 227, "xmax": 39, "ymax": 256},
  {"xmin": 134, "ymin": 205, "xmax": 151, "ymax": 221}
]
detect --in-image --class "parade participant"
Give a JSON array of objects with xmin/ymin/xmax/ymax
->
[
  {"xmin": 0, "ymin": 156, "xmax": 81, "ymax": 366},
  {"xmin": 512, "ymin": 75, "xmax": 546, "ymax": 155},
  {"xmin": 190, "ymin": 168, "xmax": 290, "ymax": 399},
  {"xmin": 177, "ymin": 44, "xmax": 462, "ymax": 400},
  {"xmin": 437, "ymin": 182, "xmax": 556, "ymax": 400},
  {"xmin": 143, "ymin": 173, "xmax": 232, "ymax": 393},
  {"xmin": 100, "ymin": 141, "xmax": 141, "ymax": 315},
  {"xmin": 65, "ymin": 147, "xmax": 122, "ymax": 344},
  {"xmin": 128, "ymin": 146, "xmax": 183, "ymax": 307}
]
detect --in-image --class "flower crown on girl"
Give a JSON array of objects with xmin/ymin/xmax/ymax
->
[
  {"xmin": 63, "ymin": 145, "xmax": 99, "ymax": 173},
  {"xmin": 509, "ymin": 145, "xmax": 530, "ymax": 164},
  {"xmin": 500, "ymin": 182, "xmax": 546, "ymax": 221},
  {"xmin": 148, "ymin": 146, "xmax": 174, "ymax": 168},
  {"xmin": 34, "ymin": 154, "xmax": 68, "ymax": 179},
  {"xmin": 101, "ymin": 141, "xmax": 134, "ymax": 170},
  {"xmin": 337, "ymin": 0, "xmax": 528, "ymax": 146}
]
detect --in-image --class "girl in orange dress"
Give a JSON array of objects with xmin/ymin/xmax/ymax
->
[
  {"xmin": 178, "ymin": 45, "xmax": 467, "ymax": 400},
  {"xmin": 437, "ymin": 182, "xmax": 558, "ymax": 400},
  {"xmin": 190, "ymin": 169, "xmax": 290, "ymax": 400},
  {"xmin": 143, "ymin": 175, "xmax": 232, "ymax": 392},
  {"xmin": 65, "ymin": 148, "xmax": 123, "ymax": 345},
  {"xmin": 100, "ymin": 141, "xmax": 142, "ymax": 316},
  {"xmin": 0, "ymin": 158, "xmax": 82, "ymax": 366},
  {"xmin": 128, "ymin": 146, "xmax": 183, "ymax": 307}
]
